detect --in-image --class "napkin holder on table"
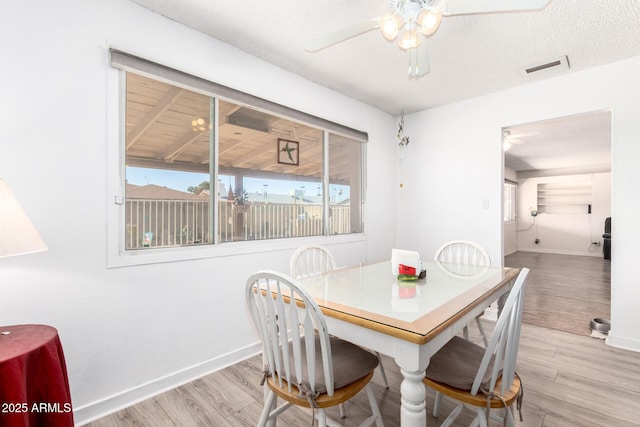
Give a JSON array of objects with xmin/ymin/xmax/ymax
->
[{"xmin": 391, "ymin": 248, "xmax": 422, "ymax": 280}]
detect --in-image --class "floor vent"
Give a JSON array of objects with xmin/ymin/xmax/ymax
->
[{"xmin": 520, "ymin": 56, "xmax": 570, "ymax": 80}]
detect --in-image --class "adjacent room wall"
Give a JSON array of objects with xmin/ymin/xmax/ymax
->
[
  {"xmin": 0, "ymin": 0, "xmax": 396, "ymax": 424},
  {"xmin": 517, "ymin": 172, "xmax": 611, "ymax": 256},
  {"xmin": 397, "ymin": 56, "xmax": 640, "ymax": 353}
]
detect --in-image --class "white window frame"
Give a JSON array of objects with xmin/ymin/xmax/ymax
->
[{"xmin": 106, "ymin": 50, "xmax": 367, "ymax": 267}]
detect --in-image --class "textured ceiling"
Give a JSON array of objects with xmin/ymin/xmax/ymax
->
[
  {"xmin": 504, "ymin": 111, "xmax": 611, "ymax": 172},
  {"xmin": 128, "ymin": 0, "xmax": 638, "ymax": 172}
]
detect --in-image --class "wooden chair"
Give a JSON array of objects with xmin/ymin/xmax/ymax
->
[
  {"xmin": 423, "ymin": 268, "xmax": 529, "ymax": 427},
  {"xmin": 290, "ymin": 245, "xmax": 389, "ymax": 391},
  {"xmin": 246, "ymin": 271, "xmax": 384, "ymax": 427},
  {"xmin": 434, "ymin": 240, "xmax": 492, "ymax": 346}
]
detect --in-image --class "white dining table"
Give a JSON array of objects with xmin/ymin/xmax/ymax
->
[{"xmin": 296, "ymin": 260, "xmax": 519, "ymax": 427}]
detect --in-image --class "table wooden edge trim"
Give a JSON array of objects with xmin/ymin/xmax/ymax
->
[{"xmin": 318, "ymin": 267, "xmax": 520, "ymax": 345}]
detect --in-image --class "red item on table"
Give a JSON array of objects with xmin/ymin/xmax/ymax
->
[{"xmin": 398, "ymin": 264, "xmax": 417, "ymax": 276}]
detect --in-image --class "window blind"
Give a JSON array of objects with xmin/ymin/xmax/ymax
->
[{"xmin": 110, "ymin": 48, "xmax": 368, "ymax": 143}]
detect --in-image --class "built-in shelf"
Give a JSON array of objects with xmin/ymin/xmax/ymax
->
[{"xmin": 537, "ymin": 182, "xmax": 592, "ymax": 214}]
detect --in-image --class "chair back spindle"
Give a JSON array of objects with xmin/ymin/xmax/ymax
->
[
  {"xmin": 246, "ymin": 271, "xmax": 335, "ymax": 397},
  {"xmin": 290, "ymin": 245, "xmax": 337, "ymax": 280},
  {"xmin": 471, "ymin": 268, "xmax": 529, "ymax": 397},
  {"xmin": 435, "ymin": 240, "xmax": 491, "ymax": 277}
]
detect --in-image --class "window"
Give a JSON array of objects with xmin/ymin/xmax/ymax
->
[
  {"xmin": 504, "ymin": 180, "xmax": 517, "ymax": 222},
  {"xmin": 113, "ymin": 51, "xmax": 366, "ymax": 252},
  {"xmin": 329, "ymin": 133, "xmax": 363, "ymax": 234}
]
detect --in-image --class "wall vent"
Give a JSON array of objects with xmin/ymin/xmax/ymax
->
[{"xmin": 520, "ymin": 56, "xmax": 570, "ymax": 80}]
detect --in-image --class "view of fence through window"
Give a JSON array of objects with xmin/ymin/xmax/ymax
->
[{"xmin": 123, "ymin": 72, "xmax": 362, "ymax": 250}]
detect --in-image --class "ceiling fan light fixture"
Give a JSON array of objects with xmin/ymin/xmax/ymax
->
[
  {"xmin": 381, "ymin": 12, "xmax": 404, "ymax": 40},
  {"xmin": 398, "ymin": 27, "xmax": 421, "ymax": 50},
  {"xmin": 305, "ymin": 0, "xmax": 551, "ymax": 79},
  {"xmin": 417, "ymin": 9, "xmax": 442, "ymax": 36}
]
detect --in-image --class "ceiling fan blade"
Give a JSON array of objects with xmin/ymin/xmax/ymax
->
[
  {"xmin": 305, "ymin": 18, "xmax": 381, "ymax": 53},
  {"xmin": 445, "ymin": 0, "xmax": 551, "ymax": 15}
]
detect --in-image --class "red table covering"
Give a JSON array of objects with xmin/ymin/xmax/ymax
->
[{"xmin": 0, "ymin": 324, "xmax": 74, "ymax": 427}]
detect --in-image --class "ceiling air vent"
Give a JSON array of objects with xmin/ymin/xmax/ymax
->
[{"xmin": 520, "ymin": 56, "xmax": 570, "ymax": 80}]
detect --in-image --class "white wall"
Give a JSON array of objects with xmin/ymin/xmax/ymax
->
[
  {"xmin": 0, "ymin": 0, "xmax": 396, "ymax": 424},
  {"xmin": 517, "ymin": 173, "xmax": 611, "ymax": 256},
  {"xmin": 397, "ymin": 57, "xmax": 640, "ymax": 353},
  {"xmin": 396, "ymin": 101, "xmax": 504, "ymax": 263}
]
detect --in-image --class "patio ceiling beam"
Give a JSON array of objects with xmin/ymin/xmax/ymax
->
[
  {"xmin": 218, "ymin": 166, "xmax": 323, "ymax": 184},
  {"xmin": 232, "ymin": 144, "xmax": 274, "ymax": 168},
  {"xmin": 218, "ymin": 139, "xmax": 245, "ymax": 156},
  {"xmin": 126, "ymin": 156, "xmax": 209, "ymax": 173},
  {"xmin": 126, "ymin": 86, "xmax": 184, "ymax": 149},
  {"xmin": 162, "ymin": 131, "xmax": 204, "ymax": 162},
  {"xmin": 124, "ymin": 156, "xmax": 349, "ymax": 186}
]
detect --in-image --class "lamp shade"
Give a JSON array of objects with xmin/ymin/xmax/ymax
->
[{"xmin": 0, "ymin": 179, "xmax": 47, "ymax": 258}]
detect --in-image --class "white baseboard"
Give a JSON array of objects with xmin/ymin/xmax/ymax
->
[
  {"xmin": 73, "ymin": 342, "xmax": 262, "ymax": 426},
  {"xmin": 515, "ymin": 247, "xmax": 602, "ymax": 257},
  {"xmin": 606, "ymin": 331, "xmax": 640, "ymax": 353}
]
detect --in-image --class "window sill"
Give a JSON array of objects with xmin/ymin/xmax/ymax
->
[{"xmin": 107, "ymin": 234, "xmax": 366, "ymax": 268}]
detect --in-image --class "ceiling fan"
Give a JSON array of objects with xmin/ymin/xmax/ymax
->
[
  {"xmin": 502, "ymin": 128, "xmax": 540, "ymax": 151},
  {"xmin": 305, "ymin": 0, "xmax": 551, "ymax": 78}
]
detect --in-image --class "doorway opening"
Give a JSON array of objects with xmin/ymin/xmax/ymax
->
[{"xmin": 501, "ymin": 110, "xmax": 611, "ymax": 336}]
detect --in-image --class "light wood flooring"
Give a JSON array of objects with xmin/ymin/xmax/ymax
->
[
  {"xmin": 505, "ymin": 251, "xmax": 610, "ymax": 336},
  {"xmin": 86, "ymin": 252, "xmax": 639, "ymax": 427}
]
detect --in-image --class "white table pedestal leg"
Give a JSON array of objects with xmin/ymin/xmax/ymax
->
[{"xmin": 400, "ymin": 368, "xmax": 426, "ymax": 426}]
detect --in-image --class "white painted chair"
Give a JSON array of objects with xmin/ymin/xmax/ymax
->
[
  {"xmin": 290, "ymin": 245, "xmax": 389, "ymax": 391},
  {"xmin": 246, "ymin": 271, "xmax": 384, "ymax": 427},
  {"xmin": 289, "ymin": 244, "xmax": 337, "ymax": 280},
  {"xmin": 423, "ymin": 268, "xmax": 529, "ymax": 427},
  {"xmin": 435, "ymin": 240, "xmax": 492, "ymax": 346},
  {"xmin": 434, "ymin": 240, "xmax": 491, "ymax": 277}
]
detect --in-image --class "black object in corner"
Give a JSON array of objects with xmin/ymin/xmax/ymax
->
[{"xmin": 602, "ymin": 217, "xmax": 611, "ymax": 260}]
